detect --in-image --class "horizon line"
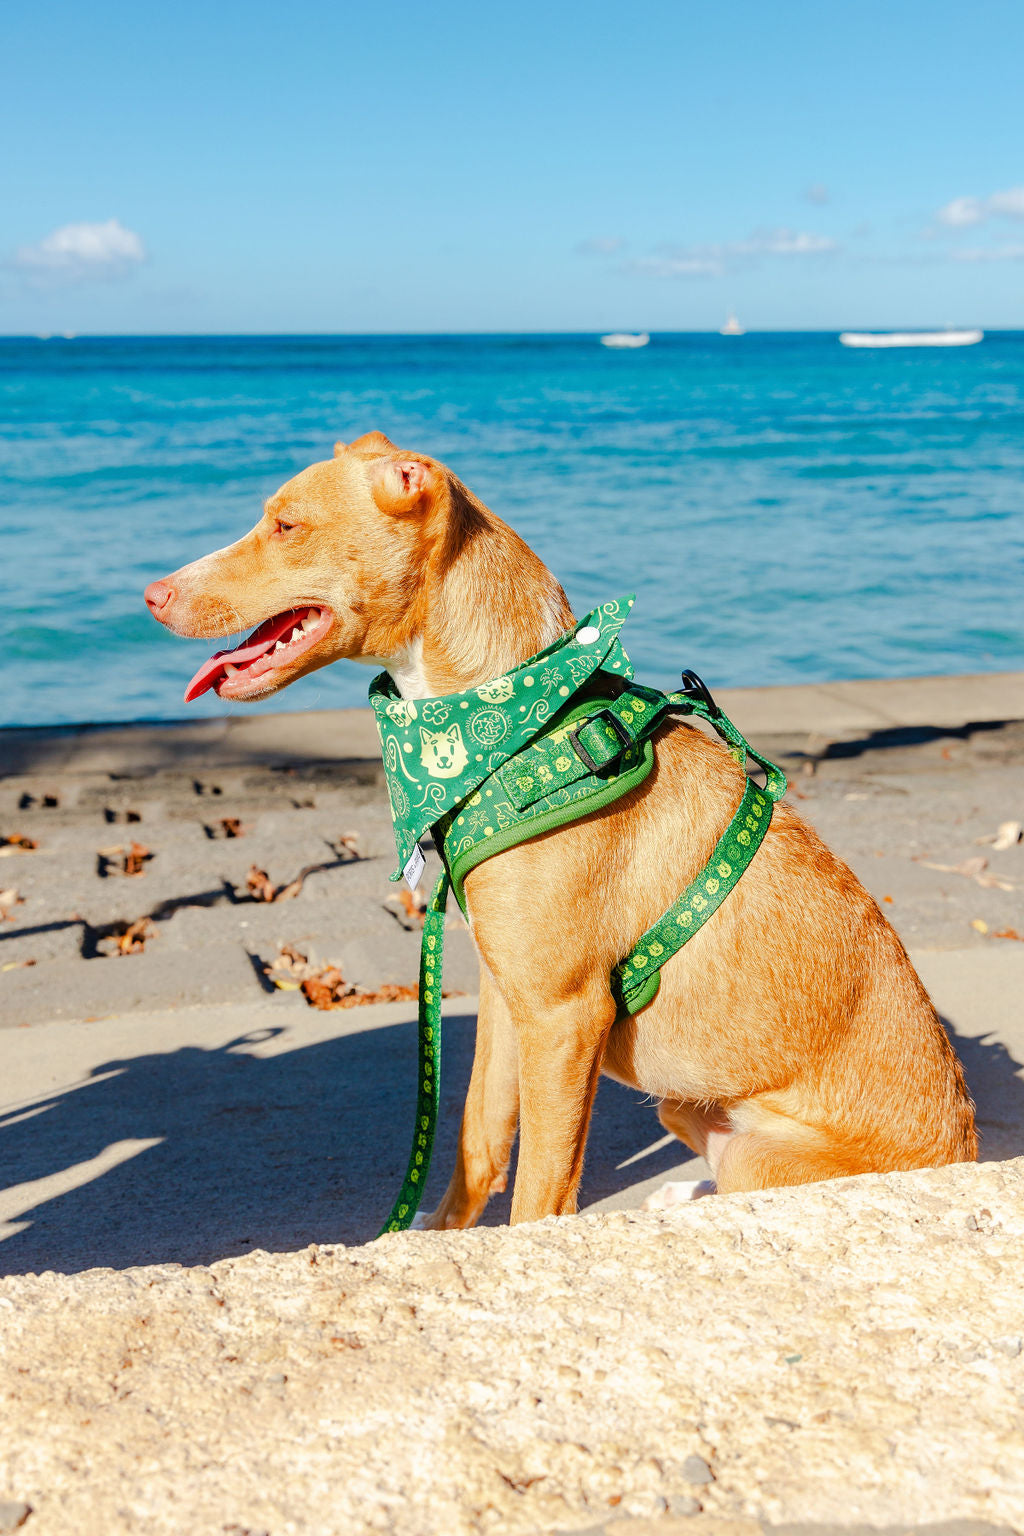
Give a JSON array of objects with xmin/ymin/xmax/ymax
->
[{"xmin": 1, "ymin": 325, "xmax": 1018, "ymax": 341}]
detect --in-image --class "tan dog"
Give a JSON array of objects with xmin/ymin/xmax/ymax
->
[{"xmin": 145, "ymin": 432, "xmax": 977, "ymax": 1227}]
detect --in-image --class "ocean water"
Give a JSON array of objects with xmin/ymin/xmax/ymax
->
[{"xmin": 2, "ymin": 332, "xmax": 1022, "ymax": 729}]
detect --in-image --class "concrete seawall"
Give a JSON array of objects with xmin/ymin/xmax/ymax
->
[{"xmin": 3, "ymin": 669, "xmax": 1022, "ymax": 777}]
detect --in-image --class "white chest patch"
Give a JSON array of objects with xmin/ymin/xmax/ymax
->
[{"xmin": 388, "ymin": 636, "xmax": 430, "ymax": 700}]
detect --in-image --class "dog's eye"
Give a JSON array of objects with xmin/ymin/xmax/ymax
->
[{"xmin": 274, "ymin": 519, "xmax": 299, "ymax": 536}]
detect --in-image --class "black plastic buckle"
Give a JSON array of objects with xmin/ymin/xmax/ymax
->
[
  {"xmin": 678, "ymin": 669, "xmax": 718, "ymax": 715},
  {"xmin": 567, "ymin": 710, "xmax": 633, "ymax": 773}
]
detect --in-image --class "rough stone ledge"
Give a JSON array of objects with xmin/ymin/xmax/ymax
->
[{"xmin": 1, "ymin": 1159, "xmax": 1022, "ymax": 1536}]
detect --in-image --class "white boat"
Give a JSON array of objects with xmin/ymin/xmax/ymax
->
[
  {"xmin": 839, "ymin": 329, "xmax": 983, "ymax": 349},
  {"xmin": 720, "ymin": 312, "xmax": 745, "ymax": 336},
  {"xmin": 600, "ymin": 332, "xmax": 650, "ymax": 349}
]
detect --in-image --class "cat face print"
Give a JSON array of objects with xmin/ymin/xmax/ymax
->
[{"xmin": 419, "ymin": 724, "xmax": 470, "ymax": 779}]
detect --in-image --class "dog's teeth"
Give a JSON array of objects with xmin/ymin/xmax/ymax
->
[
  {"xmin": 274, "ymin": 640, "xmax": 287, "ymax": 652},
  {"xmin": 223, "ymin": 663, "xmax": 240, "ymax": 677},
  {"xmin": 290, "ymin": 627, "xmax": 302, "ymax": 643},
  {"xmin": 301, "ymin": 613, "xmax": 318, "ymax": 633}
]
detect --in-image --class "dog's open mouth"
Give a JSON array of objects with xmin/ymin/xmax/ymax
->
[{"xmin": 184, "ymin": 606, "xmax": 333, "ymax": 702}]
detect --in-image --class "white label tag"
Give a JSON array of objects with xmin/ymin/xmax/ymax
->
[{"xmin": 403, "ymin": 843, "xmax": 426, "ymax": 891}]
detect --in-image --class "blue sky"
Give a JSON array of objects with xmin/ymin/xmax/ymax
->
[{"xmin": 3, "ymin": 0, "xmax": 1023, "ymax": 333}]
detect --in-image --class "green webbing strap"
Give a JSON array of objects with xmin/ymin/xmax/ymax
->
[
  {"xmin": 501, "ymin": 682, "xmax": 669, "ymax": 810},
  {"xmin": 613, "ymin": 779, "xmax": 770, "ymax": 1014},
  {"xmin": 672, "ymin": 691, "xmax": 788, "ymax": 798},
  {"xmin": 612, "ymin": 693, "xmax": 788, "ymax": 1014},
  {"xmin": 377, "ymin": 869, "xmax": 448, "ymax": 1235}
]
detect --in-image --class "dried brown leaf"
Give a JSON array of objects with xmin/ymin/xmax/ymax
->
[
  {"xmin": 384, "ymin": 885, "xmax": 427, "ymax": 930},
  {"xmin": 97, "ymin": 916, "xmax": 156, "ymax": 955},
  {"xmin": 245, "ymin": 862, "xmax": 318, "ymax": 903},
  {"xmin": 99, "ymin": 843, "xmax": 154, "ymax": 877},
  {"xmin": 246, "ymin": 866, "xmax": 277, "ymax": 902},
  {"xmin": 1, "ymin": 833, "xmax": 38, "ymax": 851},
  {"xmin": 206, "ymin": 816, "xmax": 246, "ymax": 839},
  {"xmin": 123, "ymin": 841, "xmax": 153, "ymax": 876}
]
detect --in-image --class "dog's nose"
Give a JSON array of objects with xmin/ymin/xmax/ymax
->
[{"xmin": 144, "ymin": 579, "xmax": 176, "ymax": 617}]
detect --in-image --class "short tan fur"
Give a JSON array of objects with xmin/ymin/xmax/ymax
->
[{"xmin": 145, "ymin": 435, "xmax": 977, "ymax": 1227}]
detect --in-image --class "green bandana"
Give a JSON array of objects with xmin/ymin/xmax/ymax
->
[{"xmin": 369, "ymin": 596, "xmax": 636, "ymax": 880}]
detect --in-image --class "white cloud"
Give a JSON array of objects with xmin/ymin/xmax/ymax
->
[
  {"xmin": 937, "ymin": 186, "xmax": 1024, "ymax": 229},
  {"xmin": 630, "ymin": 254, "xmax": 723, "ymax": 278},
  {"xmin": 576, "ymin": 236, "xmax": 626, "ymax": 256},
  {"xmin": 950, "ymin": 244, "xmax": 1024, "ymax": 263},
  {"xmin": 12, "ymin": 219, "xmax": 146, "ymax": 280},
  {"xmin": 627, "ymin": 227, "xmax": 838, "ymax": 279},
  {"xmin": 749, "ymin": 228, "xmax": 836, "ymax": 255},
  {"xmin": 990, "ymin": 187, "xmax": 1024, "ymax": 218}
]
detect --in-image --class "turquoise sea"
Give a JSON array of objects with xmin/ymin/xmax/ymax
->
[{"xmin": 2, "ymin": 333, "xmax": 1022, "ymax": 729}]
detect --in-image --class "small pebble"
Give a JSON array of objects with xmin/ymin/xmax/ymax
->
[
  {"xmin": 680, "ymin": 1453, "xmax": 714, "ymax": 1485},
  {"xmin": 0, "ymin": 1502, "xmax": 32, "ymax": 1534},
  {"xmin": 669, "ymin": 1494, "xmax": 702, "ymax": 1516}
]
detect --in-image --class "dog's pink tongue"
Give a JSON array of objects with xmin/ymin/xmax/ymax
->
[{"xmin": 183, "ymin": 633, "xmax": 276, "ymax": 702}]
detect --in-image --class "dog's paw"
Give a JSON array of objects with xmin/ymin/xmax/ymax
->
[
  {"xmin": 410, "ymin": 1211, "xmax": 433, "ymax": 1231},
  {"xmin": 642, "ymin": 1179, "xmax": 716, "ymax": 1211}
]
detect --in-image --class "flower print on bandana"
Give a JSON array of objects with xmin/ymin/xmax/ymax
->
[{"xmin": 421, "ymin": 699, "xmax": 451, "ymax": 727}]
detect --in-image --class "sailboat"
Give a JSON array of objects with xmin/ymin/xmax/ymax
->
[
  {"xmin": 720, "ymin": 312, "xmax": 745, "ymax": 336},
  {"xmin": 600, "ymin": 332, "xmax": 650, "ymax": 349}
]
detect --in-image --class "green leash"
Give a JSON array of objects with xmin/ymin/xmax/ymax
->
[
  {"xmin": 374, "ymin": 607, "xmax": 787, "ymax": 1236},
  {"xmin": 379, "ymin": 870, "xmax": 448, "ymax": 1234}
]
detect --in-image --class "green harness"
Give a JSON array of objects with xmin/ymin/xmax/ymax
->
[{"xmin": 369, "ymin": 597, "xmax": 787, "ymax": 1234}]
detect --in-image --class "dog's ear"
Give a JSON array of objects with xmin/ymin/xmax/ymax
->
[
  {"xmin": 368, "ymin": 455, "xmax": 437, "ymax": 515},
  {"xmin": 341, "ymin": 431, "xmax": 396, "ymax": 458}
]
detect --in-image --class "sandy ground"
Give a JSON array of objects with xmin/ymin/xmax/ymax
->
[
  {"xmin": 2, "ymin": 691, "xmax": 1022, "ymax": 1025},
  {"xmin": 1, "ymin": 678, "xmax": 1022, "ymax": 1274}
]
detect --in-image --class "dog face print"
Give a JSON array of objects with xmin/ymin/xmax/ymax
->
[{"xmin": 419, "ymin": 724, "xmax": 469, "ymax": 779}]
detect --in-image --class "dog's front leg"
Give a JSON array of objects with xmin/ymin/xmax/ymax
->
[
  {"xmin": 509, "ymin": 983, "xmax": 617, "ymax": 1224},
  {"xmin": 419, "ymin": 966, "xmax": 520, "ymax": 1230}
]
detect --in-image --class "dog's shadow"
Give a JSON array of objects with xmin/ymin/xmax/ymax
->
[{"xmin": 0, "ymin": 1013, "xmax": 1019, "ymax": 1277}]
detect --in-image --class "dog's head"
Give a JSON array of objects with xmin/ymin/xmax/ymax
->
[{"xmin": 144, "ymin": 432, "xmax": 444, "ymax": 703}]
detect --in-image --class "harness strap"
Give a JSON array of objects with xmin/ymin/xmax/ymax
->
[
  {"xmin": 610, "ymin": 692, "xmax": 787, "ymax": 1014},
  {"xmin": 613, "ymin": 777, "xmax": 772, "ymax": 1014},
  {"xmin": 500, "ymin": 682, "xmax": 668, "ymax": 810}
]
